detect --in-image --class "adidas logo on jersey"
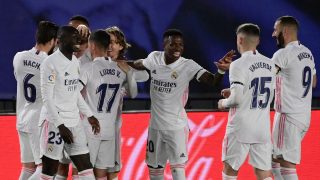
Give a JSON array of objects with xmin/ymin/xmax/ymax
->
[
  {"xmin": 152, "ymin": 70, "xmax": 157, "ymax": 74},
  {"xmin": 65, "ymin": 72, "xmax": 70, "ymax": 76},
  {"xmin": 180, "ymin": 153, "xmax": 186, "ymax": 158}
]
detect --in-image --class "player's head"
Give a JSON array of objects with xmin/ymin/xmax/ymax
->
[
  {"xmin": 57, "ymin": 26, "xmax": 81, "ymax": 53},
  {"xmin": 163, "ymin": 29, "xmax": 184, "ymax": 62},
  {"xmin": 88, "ymin": 29, "xmax": 110, "ymax": 58},
  {"xmin": 272, "ymin": 15, "xmax": 299, "ymax": 48},
  {"xmin": 105, "ymin": 26, "xmax": 131, "ymax": 60},
  {"xmin": 35, "ymin": 21, "xmax": 59, "ymax": 54},
  {"xmin": 236, "ymin": 23, "xmax": 260, "ymax": 53},
  {"xmin": 69, "ymin": 15, "xmax": 90, "ymax": 28}
]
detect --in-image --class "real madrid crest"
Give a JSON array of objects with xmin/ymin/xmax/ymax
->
[{"xmin": 171, "ymin": 71, "xmax": 178, "ymax": 80}]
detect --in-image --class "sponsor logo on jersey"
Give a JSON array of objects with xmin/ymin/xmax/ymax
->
[
  {"xmin": 180, "ymin": 153, "xmax": 186, "ymax": 158},
  {"xmin": 171, "ymin": 71, "xmax": 178, "ymax": 79},
  {"xmin": 64, "ymin": 72, "xmax": 70, "ymax": 76}
]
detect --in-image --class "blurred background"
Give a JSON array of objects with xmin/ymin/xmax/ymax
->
[{"xmin": 0, "ymin": 0, "xmax": 320, "ymax": 112}]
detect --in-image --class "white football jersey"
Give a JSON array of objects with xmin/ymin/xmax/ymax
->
[
  {"xmin": 272, "ymin": 41, "xmax": 316, "ymax": 123},
  {"xmin": 40, "ymin": 49, "xmax": 93, "ymax": 128},
  {"xmin": 226, "ymin": 50, "xmax": 276, "ymax": 143},
  {"xmin": 13, "ymin": 48, "xmax": 47, "ymax": 132},
  {"xmin": 80, "ymin": 57, "xmax": 128, "ymax": 140},
  {"xmin": 142, "ymin": 51, "xmax": 206, "ymax": 130}
]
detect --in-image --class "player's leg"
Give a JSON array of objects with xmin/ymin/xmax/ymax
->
[
  {"xmin": 28, "ymin": 128, "xmax": 43, "ymax": 180},
  {"xmin": 92, "ymin": 139, "xmax": 115, "ymax": 179},
  {"xmin": 273, "ymin": 113, "xmax": 307, "ymax": 180},
  {"xmin": 221, "ymin": 133, "xmax": 249, "ymax": 180},
  {"xmin": 18, "ymin": 131, "xmax": 36, "ymax": 180},
  {"xmin": 271, "ymin": 112, "xmax": 284, "ymax": 180},
  {"xmin": 67, "ymin": 124, "xmax": 95, "ymax": 180},
  {"xmin": 249, "ymin": 142, "xmax": 273, "ymax": 180},
  {"xmin": 166, "ymin": 126, "xmax": 189, "ymax": 180},
  {"xmin": 146, "ymin": 128, "xmax": 166, "ymax": 180},
  {"xmin": 107, "ymin": 127, "xmax": 121, "ymax": 180},
  {"xmin": 39, "ymin": 120, "xmax": 64, "ymax": 179}
]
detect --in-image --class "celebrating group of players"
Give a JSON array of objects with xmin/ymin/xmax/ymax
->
[{"xmin": 13, "ymin": 14, "xmax": 316, "ymax": 180}]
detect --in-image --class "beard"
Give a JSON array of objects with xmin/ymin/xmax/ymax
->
[{"xmin": 276, "ymin": 32, "xmax": 285, "ymax": 48}]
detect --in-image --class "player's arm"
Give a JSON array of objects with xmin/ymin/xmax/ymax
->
[
  {"xmin": 126, "ymin": 59, "xmax": 147, "ymax": 71},
  {"xmin": 198, "ymin": 50, "xmax": 235, "ymax": 86},
  {"xmin": 218, "ymin": 83, "xmax": 244, "ymax": 109},
  {"xmin": 313, "ymin": 74, "xmax": 317, "ymax": 88},
  {"xmin": 118, "ymin": 61, "xmax": 138, "ymax": 98}
]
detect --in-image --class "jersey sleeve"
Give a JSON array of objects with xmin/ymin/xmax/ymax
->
[
  {"xmin": 187, "ymin": 60, "xmax": 206, "ymax": 81},
  {"xmin": 142, "ymin": 51, "xmax": 156, "ymax": 70},
  {"xmin": 40, "ymin": 60, "xmax": 64, "ymax": 127},
  {"xmin": 79, "ymin": 65, "xmax": 90, "ymax": 90},
  {"xmin": 229, "ymin": 61, "xmax": 246, "ymax": 85},
  {"xmin": 272, "ymin": 49, "xmax": 287, "ymax": 69}
]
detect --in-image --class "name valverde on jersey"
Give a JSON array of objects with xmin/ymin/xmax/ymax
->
[{"xmin": 226, "ymin": 50, "xmax": 276, "ymax": 144}]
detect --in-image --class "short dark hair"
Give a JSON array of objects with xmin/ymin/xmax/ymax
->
[
  {"xmin": 69, "ymin": 15, "xmax": 90, "ymax": 27},
  {"xmin": 163, "ymin": 29, "xmax": 183, "ymax": 39},
  {"xmin": 277, "ymin": 16, "xmax": 299, "ymax": 31},
  {"xmin": 35, "ymin": 21, "xmax": 59, "ymax": 44},
  {"xmin": 89, "ymin": 29, "xmax": 110, "ymax": 50},
  {"xmin": 236, "ymin": 23, "xmax": 260, "ymax": 37},
  {"xmin": 57, "ymin": 26, "xmax": 78, "ymax": 40}
]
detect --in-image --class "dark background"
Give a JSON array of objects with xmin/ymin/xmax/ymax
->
[{"xmin": 1, "ymin": 0, "xmax": 319, "ymax": 110}]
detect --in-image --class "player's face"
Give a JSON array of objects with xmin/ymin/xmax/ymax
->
[
  {"xmin": 272, "ymin": 21, "xmax": 285, "ymax": 48},
  {"xmin": 107, "ymin": 34, "xmax": 123, "ymax": 59},
  {"xmin": 66, "ymin": 30, "xmax": 81, "ymax": 52},
  {"xmin": 164, "ymin": 35, "xmax": 184, "ymax": 62}
]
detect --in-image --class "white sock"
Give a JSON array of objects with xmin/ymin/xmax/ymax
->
[
  {"xmin": 28, "ymin": 165, "xmax": 42, "ymax": 180},
  {"xmin": 40, "ymin": 173, "xmax": 54, "ymax": 180},
  {"xmin": 149, "ymin": 167, "xmax": 164, "ymax": 180},
  {"xmin": 263, "ymin": 177, "xmax": 273, "ymax": 180},
  {"xmin": 19, "ymin": 167, "xmax": 35, "ymax": 180},
  {"xmin": 170, "ymin": 164, "xmax": 186, "ymax": 180},
  {"xmin": 222, "ymin": 172, "xmax": 237, "ymax": 180},
  {"xmin": 72, "ymin": 175, "xmax": 80, "ymax": 180},
  {"xmin": 54, "ymin": 174, "xmax": 67, "ymax": 180},
  {"xmin": 272, "ymin": 162, "xmax": 283, "ymax": 180},
  {"xmin": 78, "ymin": 169, "xmax": 95, "ymax": 180},
  {"xmin": 280, "ymin": 167, "xmax": 298, "ymax": 180}
]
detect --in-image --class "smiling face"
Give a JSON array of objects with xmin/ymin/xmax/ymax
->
[
  {"xmin": 272, "ymin": 20, "xmax": 285, "ymax": 48},
  {"xmin": 107, "ymin": 33, "xmax": 123, "ymax": 59},
  {"xmin": 60, "ymin": 28, "xmax": 81, "ymax": 53},
  {"xmin": 163, "ymin": 35, "xmax": 184, "ymax": 64}
]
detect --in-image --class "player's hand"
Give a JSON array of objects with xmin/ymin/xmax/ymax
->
[
  {"xmin": 221, "ymin": 88, "xmax": 231, "ymax": 98},
  {"xmin": 117, "ymin": 60, "xmax": 131, "ymax": 73},
  {"xmin": 218, "ymin": 99, "xmax": 225, "ymax": 110},
  {"xmin": 88, "ymin": 116, "xmax": 100, "ymax": 135},
  {"xmin": 58, "ymin": 124, "xmax": 74, "ymax": 144},
  {"xmin": 77, "ymin": 24, "xmax": 90, "ymax": 38},
  {"xmin": 214, "ymin": 50, "xmax": 236, "ymax": 71}
]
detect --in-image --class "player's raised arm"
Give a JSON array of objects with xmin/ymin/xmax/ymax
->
[
  {"xmin": 198, "ymin": 50, "xmax": 236, "ymax": 86},
  {"xmin": 117, "ymin": 61, "xmax": 138, "ymax": 98}
]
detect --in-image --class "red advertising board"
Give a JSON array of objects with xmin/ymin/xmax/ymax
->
[{"xmin": 1, "ymin": 110, "xmax": 320, "ymax": 179}]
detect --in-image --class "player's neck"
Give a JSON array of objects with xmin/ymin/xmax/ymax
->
[
  {"xmin": 35, "ymin": 43, "xmax": 50, "ymax": 54},
  {"xmin": 60, "ymin": 48, "xmax": 73, "ymax": 60},
  {"xmin": 164, "ymin": 55, "xmax": 176, "ymax": 65},
  {"xmin": 284, "ymin": 37, "xmax": 298, "ymax": 47}
]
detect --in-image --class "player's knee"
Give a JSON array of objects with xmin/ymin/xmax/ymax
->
[
  {"xmin": 70, "ymin": 153, "xmax": 93, "ymax": 172},
  {"xmin": 42, "ymin": 156, "xmax": 59, "ymax": 176},
  {"xmin": 223, "ymin": 161, "xmax": 238, "ymax": 176}
]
